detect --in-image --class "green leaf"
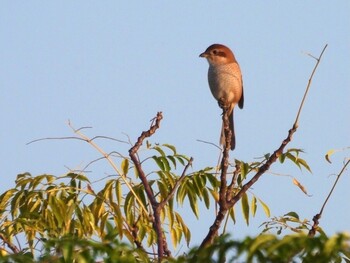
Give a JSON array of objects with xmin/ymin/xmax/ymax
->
[
  {"xmin": 297, "ymin": 158, "xmax": 312, "ymax": 173},
  {"xmin": 229, "ymin": 207, "xmax": 236, "ymax": 224},
  {"xmin": 103, "ymin": 180, "xmax": 114, "ymax": 199},
  {"xmin": 188, "ymin": 192, "xmax": 199, "ymax": 219},
  {"xmin": 152, "ymin": 156, "xmax": 165, "ymax": 171},
  {"xmin": 0, "ymin": 189, "xmax": 17, "ymax": 211},
  {"xmin": 192, "ymin": 175, "xmax": 204, "ymax": 196},
  {"xmin": 111, "ymin": 203, "xmax": 124, "ymax": 237},
  {"xmin": 30, "ymin": 174, "xmax": 53, "ymax": 189},
  {"xmin": 176, "ymin": 180, "xmax": 187, "ymax": 205},
  {"xmin": 115, "ymin": 180, "xmax": 122, "ymax": 205},
  {"xmin": 175, "ymin": 154, "xmax": 189, "ymax": 166},
  {"xmin": 160, "ymin": 156, "xmax": 171, "ymax": 171},
  {"xmin": 240, "ymin": 162, "xmax": 250, "ymax": 180},
  {"xmin": 175, "ymin": 212, "xmax": 191, "ymax": 246},
  {"xmin": 152, "ymin": 146, "xmax": 166, "ymax": 157},
  {"xmin": 241, "ymin": 193, "xmax": 249, "ymax": 225},
  {"xmin": 279, "ymin": 153, "xmax": 286, "ymax": 163},
  {"xmin": 163, "ymin": 144, "xmax": 177, "ymax": 154},
  {"xmin": 11, "ymin": 190, "xmax": 25, "ymax": 218},
  {"xmin": 135, "ymin": 185, "xmax": 147, "ymax": 210},
  {"xmin": 206, "ymin": 173, "xmax": 220, "ymax": 189},
  {"xmin": 124, "ymin": 192, "xmax": 134, "ymax": 219},
  {"xmin": 157, "ymin": 181, "xmax": 168, "ymax": 198},
  {"xmin": 208, "ymin": 188, "xmax": 219, "ymax": 203},
  {"xmin": 202, "ymin": 188, "xmax": 210, "ymax": 209},
  {"xmin": 167, "ymin": 155, "xmax": 177, "ymax": 168},
  {"xmin": 170, "ymin": 226, "xmax": 178, "ymax": 249},
  {"xmin": 166, "ymin": 206, "xmax": 174, "ymax": 229},
  {"xmin": 248, "ymin": 234, "xmax": 276, "ymax": 258},
  {"xmin": 285, "ymin": 211, "xmax": 299, "ymax": 220},
  {"xmin": 63, "ymin": 173, "xmax": 90, "ymax": 183}
]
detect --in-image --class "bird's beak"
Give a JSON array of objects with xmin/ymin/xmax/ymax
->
[{"xmin": 199, "ymin": 52, "xmax": 208, "ymax": 58}]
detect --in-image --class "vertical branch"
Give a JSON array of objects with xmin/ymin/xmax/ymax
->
[
  {"xmin": 219, "ymin": 102, "xmax": 232, "ymax": 209},
  {"xmin": 200, "ymin": 103, "xmax": 231, "ymax": 247},
  {"xmin": 128, "ymin": 112, "xmax": 167, "ymax": 260}
]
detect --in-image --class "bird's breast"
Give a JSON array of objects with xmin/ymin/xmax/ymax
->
[{"xmin": 208, "ymin": 63, "xmax": 242, "ymax": 104}]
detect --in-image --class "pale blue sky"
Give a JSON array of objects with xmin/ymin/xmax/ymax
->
[{"xmin": 1, "ymin": 1, "xmax": 349, "ymax": 250}]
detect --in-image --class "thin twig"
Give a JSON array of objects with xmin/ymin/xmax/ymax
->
[
  {"xmin": 27, "ymin": 135, "xmax": 128, "ymax": 145},
  {"xmin": 196, "ymin": 139, "xmax": 222, "ymax": 151},
  {"xmin": 309, "ymin": 159, "xmax": 350, "ymax": 236},
  {"xmin": 26, "ymin": 136, "xmax": 85, "ymax": 145},
  {"xmin": 68, "ymin": 122, "xmax": 149, "ymax": 215},
  {"xmin": 295, "ymin": 44, "xmax": 328, "ymax": 127}
]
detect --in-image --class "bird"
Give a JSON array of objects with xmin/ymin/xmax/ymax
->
[{"xmin": 199, "ymin": 44, "xmax": 244, "ymax": 150}]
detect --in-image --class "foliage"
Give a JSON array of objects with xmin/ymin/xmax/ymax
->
[
  {"xmin": 1, "ymin": 232, "xmax": 349, "ymax": 262},
  {"xmin": 174, "ymin": 233, "xmax": 350, "ymax": 263},
  {"xmin": 0, "ymin": 142, "xmax": 317, "ymax": 261}
]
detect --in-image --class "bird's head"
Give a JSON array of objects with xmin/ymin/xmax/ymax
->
[{"xmin": 199, "ymin": 44, "xmax": 236, "ymax": 66}]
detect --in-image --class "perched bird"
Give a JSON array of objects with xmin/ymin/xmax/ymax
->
[{"xmin": 200, "ymin": 44, "xmax": 244, "ymax": 150}]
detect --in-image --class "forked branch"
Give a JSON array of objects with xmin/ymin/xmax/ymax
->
[{"xmin": 129, "ymin": 112, "xmax": 193, "ymax": 261}]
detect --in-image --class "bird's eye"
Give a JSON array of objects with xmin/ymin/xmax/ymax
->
[{"xmin": 212, "ymin": 50, "xmax": 218, "ymax": 55}]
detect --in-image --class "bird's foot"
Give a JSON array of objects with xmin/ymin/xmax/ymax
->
[{"xmin": 218, "ymin": 98, "xmax": 230, "ymax": 111}]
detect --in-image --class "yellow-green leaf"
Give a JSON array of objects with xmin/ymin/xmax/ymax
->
[
  {"xmin": 229, "ymin": 207, "xmax": 236, "ymax": 224},
  {"xmin": 121, "ymin": 158, "xmax": 129, "ymax": 175},
  {"xmin": 325, "ymin": 149, "xmax": 335, "ymax": 163},
  {"xmin": 111, "ymin": 203, "xmax": 124, "ymax": 237},
  {"xmin": 251, "ymin": 196, "xmax": 257, "ymax": 217},
  {"xmin": 297, "ymin": 158, "xmax": 312, "ymax": 173},
  {"xmin": 170, "ymin": 226, "xmax": 178, "ymax": 249},
  {"xmin": 115, "ymin": 180, "xmax": 122, "ymax": 205},
  {"xmin": 188, "ymin": 193, "xmax": 199, "ymax": 219},
  {"xmin": 258, "ymin": 198, "xmax": 271, "ymax": 217}
]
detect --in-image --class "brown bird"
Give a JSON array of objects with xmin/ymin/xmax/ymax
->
[{"xmin": 200, "ymin": 44, "xmax": 244, "ymax": 150}]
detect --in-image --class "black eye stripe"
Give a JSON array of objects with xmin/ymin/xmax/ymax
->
[{"xmin": 212, "ymin": 50, "xmax": 226, "ymax": 57}]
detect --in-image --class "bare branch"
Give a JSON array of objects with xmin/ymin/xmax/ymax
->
[
  {"xmin": 196, "ymin": 139, "xmax": 222, "ymax": 151},
  {"xmin": 295, "ymin": 44, "xmax": 328, "ymax": 126},
  {"xmin": 128, "ymin": 112, "xmax": 170, "ymax": 260},
  {"xmin": 0, "ymin": 233, "xmax": 20, "ymax": 254},
  {"xmin": 26, "ymin": 136, "xmax": 85, "ymax": 145}
]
